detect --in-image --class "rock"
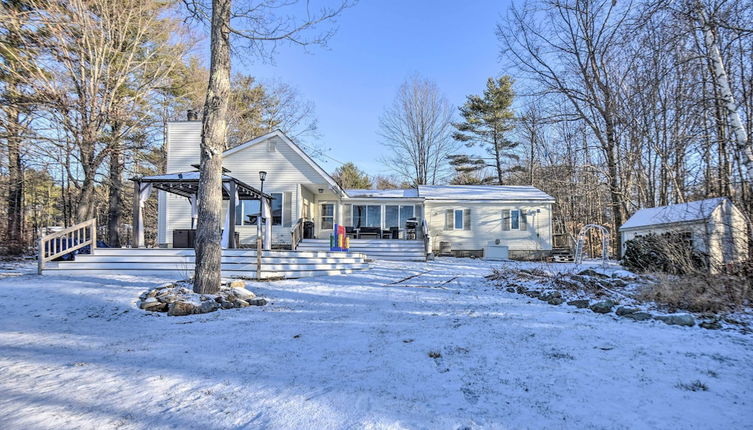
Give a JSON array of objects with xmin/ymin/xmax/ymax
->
[
  {"xmin": 140, "ymin": 297, "xmax": 167, "ymax": 312},
  {"xmin": 156, "ymin": 293, "xmax": 178, "ymax": 304},
  {"xmin": 525, "ymin": 291, "xmax": 541, "ymax": 298},
  {"xmin": 567, "ymin": 299, "xmax": 590, "ymax": 309},
  {"xmin": 233, "ymin": 299, "xmax": 250, "ymax": 308},
  {"xmin": 589, "ymin": 300, "xmax": 616, "ymax": 314},
  {"xmin": 615, "ymin": 306, "xmax": 639, "ymax": 316},
  {"xmin": 654, "ymin": 313, "xmax": 695, "ymax": 327},
  {"xmin": 699, "ymin": 320, "xmax": 722, "ymax": 330},
  {"xmin": 228, "ymin": 279, "xmax": 246, "ymax": 289},
  {"xmin": 515, "ymin": 286, "xmax": 528, "ymax": 294},
  {"xmin": 505, "ymin": 287, "xmax": 516, "ymax": 293},
  {"xmin": 623, "ymin": 311, "xmax": 652, "ymax": 321},
  {"xmin": 198, "ymin": 300, "xmax": 220, "ymax": 314},
  {"xmin": 231, "ymin": 287, "xmax": 256, "ymax": 300},
  {"xmin": 578, "ymin": 269, "xmax": 608, "ymax": 278},
  {"xmin": 539, "ymin": 291, "xmax": 562, "ymax": 302},
  {"xmin": 247, "ymin": 298, "xmax": 267, "ymax": 306},
  {"xmin": 167, "ymin": 301, "xmax": 197, "ymax": 316},
  {"xmin": 548, "ymin": 297, "xmax": 564, "ymax": 305},
  {"xmin": 220, "ymin": 300, "xmax": 235, "ymax": 309},
  {"xmin": 609, "ymin": 279, "xmax": 628, "ymax": 288}
]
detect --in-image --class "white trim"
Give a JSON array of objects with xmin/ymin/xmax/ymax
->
[{"xmin": 223, "ymin": 130, "xmax": 343, "ymax": 195}]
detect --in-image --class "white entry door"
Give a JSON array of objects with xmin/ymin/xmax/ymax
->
[{"xmin": 318, "ymin": 202, "xmax": 335, "ymax": 238}]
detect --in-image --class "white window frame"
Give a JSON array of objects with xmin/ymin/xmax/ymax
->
[{"xmin": 454, "ymin": 209, "xmax": 464, "ymax": 230}]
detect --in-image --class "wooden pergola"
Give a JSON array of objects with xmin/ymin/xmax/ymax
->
[{"xmin": 130, "ymin": 170, "xmax": 273, "ymax": 249}]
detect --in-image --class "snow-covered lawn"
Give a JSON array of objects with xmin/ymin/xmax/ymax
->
[{"xmin": 0, "ymin": 258, "xmax": 751, "ymax": 429}]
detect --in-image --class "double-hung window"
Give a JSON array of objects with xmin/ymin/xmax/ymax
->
[
  {"xmin": 444, "ymin": 208, "xmax": 471, "ymax": 231},
  {"xmin": 502, "ymin": 209, "xmax": 528, "ymax": 231}
]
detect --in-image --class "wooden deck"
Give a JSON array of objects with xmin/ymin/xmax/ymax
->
[{"xmin": 41, "ymin": 248, "xmax": 371, "ymax": 279}]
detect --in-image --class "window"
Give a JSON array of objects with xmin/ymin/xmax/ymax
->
[
  {"xmin": 320, "ymin": 203, "xmax": 334, "ymax": 230},
  {"xmin": 385, "ymin": 205, "xmax": 399, "ymax": 228},
  {"xmin": 271, "ymin": 193, "xmax": 282, "ymax": 225},
  {"xmin": 235, "ymin": 200, "xmax": 260, "ymax": 226},
  {"xmin": 399, "ymin": 205, "xmax": 414, "ymax": 228},
  {"xmin": 454, "ymin": 209, "xmax": 464, "ymax": 230},
  {"xmin": 352, "ymin": 205, "xmax": 382, "ymax": 228},
  {"xmin": 367, "ymin": 205, "xmax": 382, "ymax": 227},
  {"xmin": 444, "ymin": 208, "xmax": 471, "ymax": 231},
  {"xmin": 503, "ymin": 209, "xmax": 528, "ymax": 231}
]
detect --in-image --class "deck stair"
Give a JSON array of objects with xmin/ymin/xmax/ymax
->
[
  {"xmin": 297, "ymin": 238, "xmax": 426, "ymax": 261},
  {"xmin": 41, "ymin": 248, "xmax": 370, "ymax": 279},
  {"xmin": 551, "ymin": 248, "xmax": 575, "ymax": 263}
]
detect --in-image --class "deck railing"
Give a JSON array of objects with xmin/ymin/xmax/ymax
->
[
  {"xmin": 291, "ymin": 218, "xmax": 304, "ymax": 250},
  {"xmin": 38, "ymin": 218, "xmax": 97, "ymax": 274}
]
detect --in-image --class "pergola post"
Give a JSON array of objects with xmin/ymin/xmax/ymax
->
[
  {"xmin": 227, "ymin": 181, "xmax": 237, "ymax": 249},
  {"xmin": 131, "ymin": 180, "xmax": 142, "ymax": 248}
]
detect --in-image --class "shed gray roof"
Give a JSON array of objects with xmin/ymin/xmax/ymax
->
[
  {"xmin": 418, "ymin": 185, "xmax": 555, "ymax": 201},
  {"xmin": 620, "ymin": 197, "xmax": 726, "ymax": 230}
]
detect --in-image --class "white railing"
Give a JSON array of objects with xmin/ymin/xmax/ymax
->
[
  {"xmin": 38, "ymin": 218, "xmax": 97, "ymax": 274},
  {"xmin": 421, "ymin": 219, "xmax": 431, "ymax": 261},
  {"xmin": 291, "ymin": 218, "xmax": 304, "ymax": 251}
]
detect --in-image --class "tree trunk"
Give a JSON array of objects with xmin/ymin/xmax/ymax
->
[
  {"xmin": 6, "ymin": 100, "xmax": 24, "ymax": 254},
  {"xmin": 107, "ymin": 126, "xmax": 123, "ymax": 247},
  {"xmin": 193, "ymin": 0, "xmax": 232, "ymax": 294},
  {"xmin": 696, "ymin": 1, "xmax": 753, "ymax": 189}
]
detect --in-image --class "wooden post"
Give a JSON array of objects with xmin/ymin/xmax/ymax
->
[
  {"xmin": 227, "ymin": 181, "xmax": 237, "ymax": 249},
  {"xmin": 131, "ymin": 180, "xmax": 142, "ymax": 248},
  {"xmin": 37, "ymin": 236, "xmax": 44, "ymax": 274},
  {"xmin": 256, "ymin": 236, "xmax": 262, "ymax": 281},
  {"xmin": 91, "ymin": 218, "xmax": 97, "ymax": 253}
]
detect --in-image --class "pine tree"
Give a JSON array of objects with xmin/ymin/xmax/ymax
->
[
  {"xmin": 451, "ymin": 76, "xmax": 519, "ymax": 185},
  {"xmin": 332, "ymin": 162, "xmax": 372, "ymax": 189}
]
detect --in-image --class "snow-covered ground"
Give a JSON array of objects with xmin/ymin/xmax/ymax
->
[{"xmin": 0, "ymin": 258, "xmax": 751, "ymax": 429}]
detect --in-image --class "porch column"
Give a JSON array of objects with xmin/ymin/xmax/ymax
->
[
  {"xmin": 131, "ymin": 181, "xmax": 152, "ymax": 248},
  {"xmin": 131, "ymin": 180, "xmax": 141, "ymax": 248},
  {"xmin": 227, "ymin": 181, "xmax": 237, "ymax": 249},
  {"xmin": 336, "ymin": 201, "xmax": 344, "ymax": 226}
]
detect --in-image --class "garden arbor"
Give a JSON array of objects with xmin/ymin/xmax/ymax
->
[{"xmin": 574, "ymin": 224, "xmax": 611, "ymax": 264}]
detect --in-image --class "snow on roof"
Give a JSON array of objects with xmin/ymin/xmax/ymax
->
[
  {"xmin": 417, "ymin": 185, "xmax": 555, "ymax": 201},
  {"xmin": 620, "ymin": 197, "xmax": 726, "ymax": 230},
  {"xmin": 345, "ymin": 188, "xmax": 419, "ymax": 198}
]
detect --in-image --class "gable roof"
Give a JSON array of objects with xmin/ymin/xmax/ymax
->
[
  {"xmin": 620, "ymin": 197, "xmax": 727, "ymax": 230},
  {"xmin": 223, "ymin": 130, "xmax": 341, "ymax": 192},
  {"xmin": 345, "ymin": 189, "xmax": 419, "ymax": 198},
  {"xmin": 417, "ymin": 185, "xmax": 555, "ymax": 201}
]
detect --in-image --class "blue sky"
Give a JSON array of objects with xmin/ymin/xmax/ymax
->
[{"xmin": 235, "ymin": 0, "xmax": 512, "ymax": 176}]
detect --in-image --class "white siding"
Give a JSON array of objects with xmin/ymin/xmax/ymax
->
[
  {"xmin": 425, "ymin": 201, "xmax": 553, "ymax": 251},
  {"xmin": 160, "ymin": 128, "xmax": 335, "ymax": 246},
  {"xmin": 165, "ymin": 122, "xmax": 202, "ymax": 173}
]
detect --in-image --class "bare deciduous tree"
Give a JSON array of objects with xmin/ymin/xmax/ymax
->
[
  {"xmin": 379, "ymin": 75, "xmax": 458, "ymax": 186},
  {"xmin": 182, "ymin": 0, "xmax": 352, "ymax": 294}
]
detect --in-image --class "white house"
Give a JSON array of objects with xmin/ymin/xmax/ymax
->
[
  {"xmin": 619, "ymin": 197, "xmax": 749, "ymax": 271},
  {"xmin": 158, "ymin": 120, "xmax": 555, "ymax": 260}
]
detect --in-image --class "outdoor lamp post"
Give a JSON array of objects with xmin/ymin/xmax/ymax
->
[
  {"xmin": 256, "ymin": 171, "xmax": 267, "ymax": 281},
  {"xmin": 257, "ymin": 171, "xmax": 267, "ymax": 240}
]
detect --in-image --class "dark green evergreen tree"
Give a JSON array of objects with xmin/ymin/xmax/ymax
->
[{"xmin": 451, "ymin": 76, "xmax": 520, "ymax": 185}]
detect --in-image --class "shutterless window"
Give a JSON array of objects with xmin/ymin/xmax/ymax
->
[
  {"xmin": 320, "ymin": 203, "xmax": 334, "ymax": 230},
  {"xmin": 399, "ymin": 205, "xmax": 414, "ymax": 228},
  {"xmin": 235, "ymin": 200, "xmax": 260, "ymax": 226},
  {"xmin": 454, "ymin": 209, "xmax": 464, "ymax": 230},
  {"xmin": 502, "ymin": 209, "xmax": 527, "ymax": 231},
  {"xmin": 385, "ymin": 205, "xmax": 399, "ymax": 228},
  {"xmin": 271, "ymin": 193, "xmax": 283, "ymax": 225}
]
